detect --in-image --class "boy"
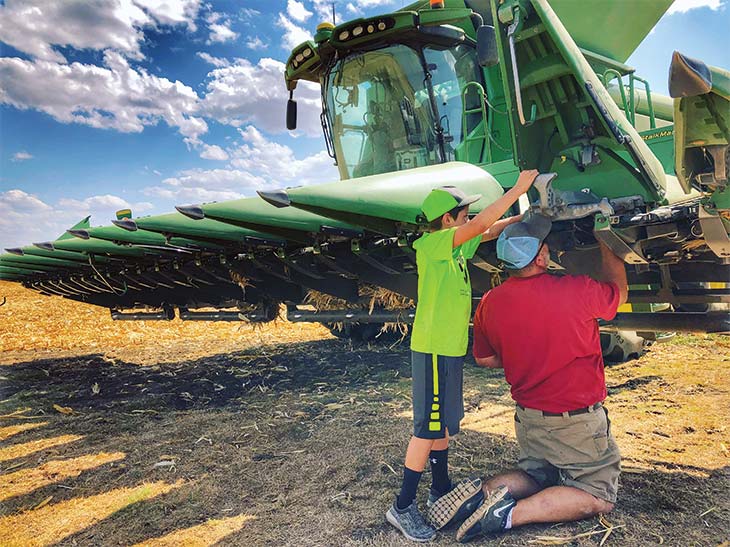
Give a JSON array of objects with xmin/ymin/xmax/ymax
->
[{"xmin": 386, "ymin": 169, "xmax": 538, "ymax": 542}]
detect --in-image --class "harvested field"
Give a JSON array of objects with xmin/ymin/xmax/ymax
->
[{"xmin": 0, "ymin": 280, "xmax": 728, "ymax": 546}]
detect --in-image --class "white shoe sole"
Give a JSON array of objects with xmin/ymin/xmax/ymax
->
[{"xmin": 427, "ymin": 479, "xmax": 482, "ymax": 530}]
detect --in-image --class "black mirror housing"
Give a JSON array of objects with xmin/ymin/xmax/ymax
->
[
  {"xmin": 286, "ymin": 99, "xmax": 298, "ymax": 130},
  {"xmin": 476, "ymin": 25, "xmax": 499, "ymax": 67}
]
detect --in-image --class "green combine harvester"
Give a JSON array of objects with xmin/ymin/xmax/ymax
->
[{"xmin": 3, "ymin": 0, "xmax": 729, "ymax": 357}]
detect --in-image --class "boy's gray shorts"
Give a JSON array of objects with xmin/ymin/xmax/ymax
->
[{"xmin": 411, "ymin": 350, "xmax": 464, "ymax": 439}]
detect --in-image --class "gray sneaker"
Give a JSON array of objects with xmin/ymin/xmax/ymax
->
[
  {"xmin": 427, "ymin": 478, "xmax": 484, "ymax": 530},
  {"xmin": 455, "ymin": 485, "xmax": 516, "ymax": 543},
  {"xmin": 386, "ymin": 501, "xmax": 436, "ymax": 542}
]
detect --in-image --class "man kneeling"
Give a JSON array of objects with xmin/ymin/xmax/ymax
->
[{"xmin": 429, "ymin": 213, "xmax": 627, "ymax": 542}]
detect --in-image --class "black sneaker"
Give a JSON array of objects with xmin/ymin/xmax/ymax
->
[
  {"xmin": 427, "ymin": 478, "xmax": 484, "ymax": 530},
  {"xmin": 386, "ymin": 501, "xmax": 436, "ymax": 542},
  {"xmin": 455, "ymin": 485, "xmax": 516, "ymax": 543}
]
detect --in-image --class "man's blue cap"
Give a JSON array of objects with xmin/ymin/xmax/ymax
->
[{"xmin": 497, "ymin": 213, "xmax": 552, "ymax": 269}]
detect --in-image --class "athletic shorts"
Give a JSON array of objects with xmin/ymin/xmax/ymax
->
[
  {"xmin": 514, "ymin": 404, "xmax": 621, "ymax": 503},
  {"xmin": 411, "ymin": 351, "xmax": 464, "ymax": 439}
]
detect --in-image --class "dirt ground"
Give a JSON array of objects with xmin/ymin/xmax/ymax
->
[{"xmin": 0, "ymin": 280, "xmax": 728, "ymax": 546}]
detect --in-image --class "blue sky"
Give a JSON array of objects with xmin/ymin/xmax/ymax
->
[{"xmin": 1, "ymin": 0, "xmax": 728, "ymax": 249}]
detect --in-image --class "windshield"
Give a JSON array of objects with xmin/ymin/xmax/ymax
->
[{"xmin": 324, "ymin": 44, "xmax": 484, "ymax": 180}]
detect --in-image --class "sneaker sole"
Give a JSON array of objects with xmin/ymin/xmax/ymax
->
[
  {"xmin": 427, "ymin": 479, "xmax": 483, "ymax": 531},
  {"xmin": 455, "ymin": 485, "xmax": 509, "ymax": 543},
  {"xmin": 386, "ymin": 510, "xmax": 434, "ymax": 543}
]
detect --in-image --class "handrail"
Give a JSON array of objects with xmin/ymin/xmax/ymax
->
[
  {"xmin": 631, "ymin": 75, "xmax": 656, "ymax": 129},
  {"xmin": 602, "ymin": 70, "xmax": 657, "ymax": 129},
  {"xmin": 461, "ymin": 81, "xmax": 490, "ymax": 163},
  {"xmin": 507, "ymin": 7, "xmax": 537, "ymax": 126}
]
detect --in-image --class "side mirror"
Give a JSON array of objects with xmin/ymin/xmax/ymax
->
[
  {"xmin": 286, "ymin": 99, "xmax": 297, "ymax": 130},
  {"xmin": 476, "ymin": 25, "xmax": 499, "ymax": 67}
]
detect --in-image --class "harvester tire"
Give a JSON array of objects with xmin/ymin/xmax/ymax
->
[
  {"xmin": 324, "ymin": 322, "xmax": 404, "ymax": 344},
  {"xmin": 600, "ymin": 330, "xmax": 648, "ymax": 363}
]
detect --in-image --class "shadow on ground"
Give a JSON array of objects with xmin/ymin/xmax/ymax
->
[{"xmin": 0, "ymin": 339, "xmax": 727, "ymax": 546}]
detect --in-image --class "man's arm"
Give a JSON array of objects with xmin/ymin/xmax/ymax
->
[
  {"xmin": 481, "ymin": 214, "xmax": 523, "ymax": 242},
  {"xmin": 453, "ymin": 170, "xmax": 538, "ymax": 248},
  {"xmin": 475, "ymin": 355, "xmax": 503, "ymax": 368},
  {"xmin": 597, "ymin": 239, "xmax": 628, "ymax": 306}
]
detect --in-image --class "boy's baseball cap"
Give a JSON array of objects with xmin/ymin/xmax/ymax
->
[
  {"xmin": 496, "ymin": 213, "xmax": 552, "ymax": 269},
  {"xmin": 420, "ymin": 186, "xmax": 482, "ymax": 222}
]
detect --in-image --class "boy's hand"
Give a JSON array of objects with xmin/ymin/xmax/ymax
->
[{"xmin": 514, "ymin": 169, "xmax": 539, "ymax": 194}]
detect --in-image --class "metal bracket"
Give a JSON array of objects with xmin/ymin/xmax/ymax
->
[
  {"xmin": 532, "ymin": 172, "xmax": 615, "ymax": 221},
  {"xmin": 593, "ymin": 214, "xmax": 648, "ymax": 264},
  {"xmin": 699, "ymin": 205, "xmax": 730, "ymax": 259}
]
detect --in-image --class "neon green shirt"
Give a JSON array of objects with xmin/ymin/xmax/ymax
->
[{"xmin": 410, "ymin": 227, "xmax": 482, "ymax": 357}]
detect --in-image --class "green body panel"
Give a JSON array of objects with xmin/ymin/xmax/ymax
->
[
  {"xmin": 0, "ymin": 261, "xmax": 61, "ymax": 273},
  {"xmin": 9, "ymin": 246, "xmax": 113, "ymax": 264},
  {"xmin": 134, "ymin": 213, "xmax": 280, "ymax": 244},
  {"xmin": 641, "ymin": 128, "xmax": 676, "ymax": 175},
  {"xmin": 0, "ymin": 253, "xmax": 88, "ymax": 270},
  {"xmin": 201, "ymin": 198, "xmax": 363, "ymax": 242},
  {"xmin": 548, "ymin": 0, "xmax": 672, "ymax": 63},
  {"xmin": 277, "ymin": 162, "xmax": 504, "ymax": 234},
  {"xmin": 0, "ymin": 273, "xmax": 24, "ymax": 281},
  {"xmin": 491, "ymin": 0, "xmax": 667, "ymax": 203},
  {"xmin": 48, "ymin": 238, "xmax": 147, "ymax": 258},
  {"xmin": 84, "ymin": 225, "xmax": 225, "ymax": 251},
  {"xmin": 56, "ymin": 217, "xmax": 91, "ymax": 240}
]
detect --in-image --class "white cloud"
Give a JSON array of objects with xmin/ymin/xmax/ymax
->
[
  {"xmin": 58, "ymin": 194, "xmax": 153, "ymax": 214},
  {"xmin": 0, "ymin": 0, "xmax": 202, "ymax": 63},
  {"xmin": 287, "ymin": 0, "xmax": 313, "ymax": 23},
  {"xmin": 200, "ymin": 144, "xmax": 229, "ymax": 161},
  {"xmin": 667, "ymin": 0, "xmax": 724, "ymax": 13},
  {"xmin": 196, "ymin": 51, "xmax": 231, "ymax": 68},
  {"xmin": 144, "ymin": 167, "xmax": 265, "ymax": 204},
  {"xmin": 276, "ymin": 13, "xmax": 313, "ymax": 50},
  {"xmin": 12, "ymin": 151, "xmax": 33, "ymax": 162},
  {"xmin": 140, "ymin": 125, "xmax": 338, "ymax": 205},
  {"xmin": 230, "ymin": 126, "xmax": 337, "ymax": 186},
  {"xmin": 200, "ymin": 57, "xmax": 323, "ymax": 136},
  {"xmin": 346, "ymin": 3, "xmax": 364, "ymax": 15},
  {"xmin": 135, "ymin": 0, "xmax": 201, "ymax": 29},
  {"xmin": 0, "ymin": 51, "xmax": 202, "ymax": 139},
  {"xmin": 206, "ymin": 12, "xmax": 238, "ymax": 44},
  {"xmin": 239, "ymin": 7, "xmax": 261, "ymax": 19},
  {"xmin": 246, "ymin": 36, "xmax": 267, "ymax": 50},
  {"xmin": 311, "ymin": 0, "xmax": 396, "ymax": 20},
  {"xmin": 0, "ymin": 189, "xmax": 153, "ymax": 249}
]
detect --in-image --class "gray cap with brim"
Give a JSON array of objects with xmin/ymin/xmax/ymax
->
[{"xmin": 496, "ymin": 213, "xmax": 552, "ymax": 269}]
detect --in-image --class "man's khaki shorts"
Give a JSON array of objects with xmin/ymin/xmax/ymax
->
[{"xmin": 514, "ymin": 404, "xmax": 621, "ymax": 503}]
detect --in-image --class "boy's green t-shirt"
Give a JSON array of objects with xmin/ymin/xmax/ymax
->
[{"xmin": 410, "ymin": 227, "xmax": 482, "ymax": 357}]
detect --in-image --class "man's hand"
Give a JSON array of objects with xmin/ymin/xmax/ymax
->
[{"xmin": 514, "ymin": 169, "xmax": 539, "ymax": 194}]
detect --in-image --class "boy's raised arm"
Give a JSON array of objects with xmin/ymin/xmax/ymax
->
[{"xmin": 453, "ymin": 169, "xmax": 539, "ymax": 248}]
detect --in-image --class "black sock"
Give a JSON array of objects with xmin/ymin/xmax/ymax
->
[
  {"xmin": 429, "ymin": 448, "xmax": 451, "ymax": 495},
  {"xmin": 396, "ymin": 467, "xmax": 423, "ymax": 510}
]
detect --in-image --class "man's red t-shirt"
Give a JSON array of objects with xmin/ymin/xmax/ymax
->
[{"xmin": 472, "ymin": 273, "xmax": 620, "ymax": 413}]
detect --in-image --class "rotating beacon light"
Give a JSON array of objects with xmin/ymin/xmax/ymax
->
[{"xmin": 430, "ymin": 0, "xmax": 444, "ymax": 8}]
